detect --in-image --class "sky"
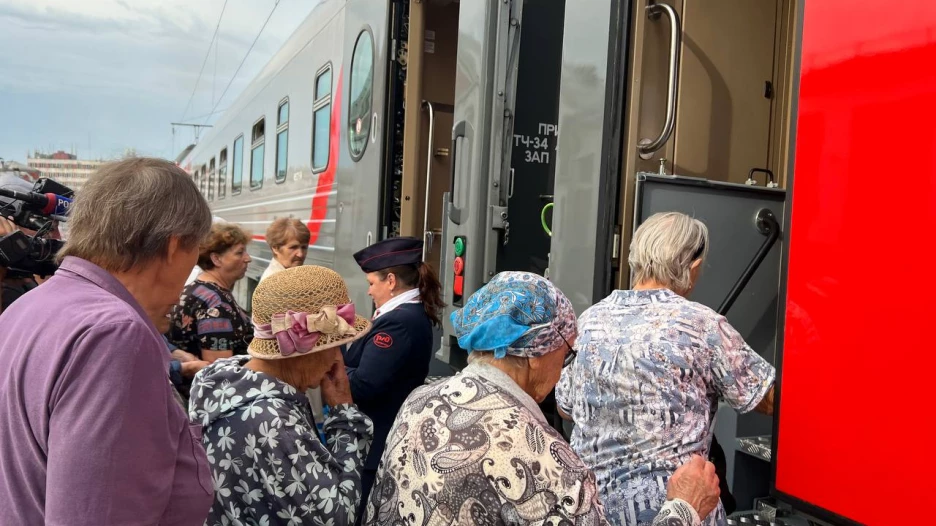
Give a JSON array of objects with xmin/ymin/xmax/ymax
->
[{"xmin": 0, "ymin": 0, "xmax": 318, "ymax": 163}]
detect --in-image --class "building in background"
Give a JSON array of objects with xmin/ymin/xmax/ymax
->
[{"xmin": 27, "ymin": 151, "xmax": 105, "ymax": 194}]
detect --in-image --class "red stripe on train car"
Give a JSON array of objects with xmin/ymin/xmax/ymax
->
[{"xmin": 307, "ymin": 72, "xmax": 342, "ymax": 246}]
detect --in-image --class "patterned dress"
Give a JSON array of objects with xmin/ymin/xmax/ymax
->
[
  {"xmin": 556, "ymin": 289, "xmax": 775, "ymax": 526},
  {"xmin": 189, "ymin": 356, "xmax": 374, "ymax": 526},
  {"xmin": 363, "ymin": 362, "xmax": 702, "ymax": 526},
  {"xmin": 170, "ymin": 279, "xmax": 253, "ymax": 358}
]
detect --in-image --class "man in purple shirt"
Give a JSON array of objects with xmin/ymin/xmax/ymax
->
[{"xmin": 0, "ymin": 158, "xmax": 214, "ymax": 525}]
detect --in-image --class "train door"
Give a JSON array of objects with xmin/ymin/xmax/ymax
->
[
  {"xmin": 395, "ymin": 0, "xmax": 566, "ymax": 278},
  {"xmin": 335, "ymin": 1, "xmax": 391, "ymax": 313},
  {"xmin": 608, "ymin": 0, "xmax": 800, "ymax": 510},
  {"xmin": 615, "ymin": 0, "xmax": 799, "ymax": 283},
  {"xmin": 406, "ymin": 0, "xmax": 567, "ymax": 368},
  {"xmin": 395, "ymin": 0, "xmax": 461, "ymax": 273}
]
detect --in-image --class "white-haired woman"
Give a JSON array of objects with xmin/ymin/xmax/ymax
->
[
  {"xmin": 189, "ymin": 265, "xmax": 375, "ymax": 525},
  {"xmin": 0, "ymin": 158, "xmax": 214, "ymax": 525},
  {"xmin": 556, "ymin": 212, "xmax": 776, "ymax": 526},
  {"xmin": 363, "ymin": 271, "xmax": 721, "ymax": 526},
  {"xmin": 260, "ymin": 217, "xmax": 310, "ymax": 282}
]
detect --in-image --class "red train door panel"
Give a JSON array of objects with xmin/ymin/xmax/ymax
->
[{"xmin": 775, "ymin": 2, "xmax": 936, "ymax": 525}]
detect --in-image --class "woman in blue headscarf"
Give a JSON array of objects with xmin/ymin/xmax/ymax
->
[{"xmin": 360, "ymin": 272, "xmax": 720, "ymax": 526}]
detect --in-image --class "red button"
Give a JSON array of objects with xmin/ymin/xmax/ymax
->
[
  {"xmin": 453, "ymin": 275, "xmax": 464, "ymax": 297},
  {"xmin": 453, "ymin": 256, "xmax": 465, "ymax": 275}
]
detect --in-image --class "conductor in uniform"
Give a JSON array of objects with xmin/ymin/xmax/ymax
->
[{"xmin": 345, "ymin": 237, "xmax": 444, "ymax": 516}]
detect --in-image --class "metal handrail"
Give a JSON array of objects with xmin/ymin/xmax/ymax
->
[
  {"xmin": 716, "ymin": 209, "xmax": 780, "ymax": 315},
  {"xmin": 638, "ymin": 1, "xmax": 682, "ymax": 158},
  {"xmin": 422, "ymin": 101, "xmax": 436, "ymax": 261}
]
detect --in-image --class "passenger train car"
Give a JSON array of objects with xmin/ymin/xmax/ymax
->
[{"xmin": 179, "ymin": 0, "xmax": 935, "ymax": 523}]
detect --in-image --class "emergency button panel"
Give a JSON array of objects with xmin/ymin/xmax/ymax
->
[{"xmin": 452, "ymin": 236, "xmax": 466, "ymax": 306}]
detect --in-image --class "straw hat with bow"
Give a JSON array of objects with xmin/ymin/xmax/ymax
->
[{"xmin": 248, "ymin": 265, "xmax": 371, "ymax": 359}]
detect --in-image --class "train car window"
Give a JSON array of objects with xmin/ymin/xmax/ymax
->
[
  {"xmin": 316, "ymin": 68, "xmax": 331, "ymax": 100},
  {"xmin": 232, "ymin": 135, "xmax": 244, "ymax": 195},
  {"xmin": 276, "ymin": 99, "xmax": 289, "ymax": 184},
  {"xmin": 218, "ymin": 148, "xmax": 228, "ymax": 200},
  {"xmin": 348, "ymin": 30, "xmax": 373, "ymax": 161},
  {"xmin": 312, "ymin": 64, "xmax": 332, "ymax": 173},
  {"xmin": 207, "ymin": 157, "xmax": 216, "ymax": 201},
  {"xmin": 278, "ymin": 100, "xmax": 289, "ymax": 125},
  {"xmin": 194, "ymin": 168, "xmax": 201, "ymax": 195},
  {"xmin": 250, "ymin": 118, "xmax": 265, "ymax": 190}
]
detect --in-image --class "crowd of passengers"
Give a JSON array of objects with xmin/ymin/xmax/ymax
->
[{"xmin": 0, "ymin": 158, "xmax": 775, "ymax": 526}]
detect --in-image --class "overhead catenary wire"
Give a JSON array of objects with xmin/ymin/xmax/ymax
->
[
  {"xmin": 181, "ymin": 107, "xmax": 231, "ymax": 124},
  {"xmin": 178, "ymin": 0, "xmax": 230, "ymax": 124},
  {"xmin": 205, "ymin": 0, "xmax": 282, "ymax": 125}
]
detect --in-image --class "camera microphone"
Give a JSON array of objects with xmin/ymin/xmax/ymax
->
[{"xmin": 0, "ymin": 188, "xmax": 71, "ymax": 219}]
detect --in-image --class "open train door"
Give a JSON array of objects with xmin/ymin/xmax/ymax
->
[
  {"xmin": 436, "ymin": 0, "xmax": 524, "ymax": 368},
  {"xmin": 435, "ymin": 0, "xmax": 567, "ymax": 369}
]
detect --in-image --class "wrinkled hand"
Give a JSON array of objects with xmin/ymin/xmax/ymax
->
[
  {"xmin": 172, "ymin": 349, "xmax": 200, "ymax": 363},
  {"xmin": 321, "ymin": 353, "xmax": 353, "ymax": 407},
  {"xmin": 666, "ymin": 455, "xmax": 720, "ymax": 520},
  {"xmin": 181, "ymin": 360, "xmax": 210, "ymax": 378}
]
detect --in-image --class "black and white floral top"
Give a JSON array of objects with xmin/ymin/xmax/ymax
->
[{"xmin": 189, "ymin": 356, "xmax": 374, "ymax": 526}]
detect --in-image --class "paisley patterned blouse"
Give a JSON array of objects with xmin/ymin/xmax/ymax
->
[
  {"xmin": 556, "ymin": 289, "xmax": 775, "ymax": 526},
  {"xmin": 363, "ymin": 362, "xmax": 701, "ymax": 526}
]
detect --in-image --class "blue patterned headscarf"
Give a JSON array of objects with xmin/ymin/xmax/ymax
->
[{"xmin": 451, "ymin": 272, "xmax": 577, "ymax": 358}]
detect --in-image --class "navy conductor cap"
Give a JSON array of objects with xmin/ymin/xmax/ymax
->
[{"xmin": 353, "ymin": 236, "xmax": 423, "ymax": 273}]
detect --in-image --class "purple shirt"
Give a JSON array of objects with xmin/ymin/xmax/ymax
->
[{"xmin": 0, "ymin": 257, "xmax": 213, "ymax": 525}]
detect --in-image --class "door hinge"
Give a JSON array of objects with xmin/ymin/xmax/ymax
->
[{"xmin": 490, "ymin": 205, "xmax": 510, "ymax": 245}]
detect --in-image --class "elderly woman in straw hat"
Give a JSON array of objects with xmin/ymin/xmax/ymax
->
[
  {"xmin": 189, "ymin": 265, "xmax": 376, "ymax": 525},
  {"xmin": 362, "ymin": 271, "xmax": 720, "ymax": 526}
]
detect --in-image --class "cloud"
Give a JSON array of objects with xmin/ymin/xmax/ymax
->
[{"xmin": 0, "ymin": 0, "xmax": 318, "ymax": 160}]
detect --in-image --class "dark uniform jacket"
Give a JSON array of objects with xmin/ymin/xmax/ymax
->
[{"xmin": 343, "ymin": 302, "xmax": 433, "ymax": 471}]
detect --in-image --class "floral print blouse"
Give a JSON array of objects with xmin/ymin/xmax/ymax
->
[
  {"xmin": 189, "ymin": 356, "xmax": 374, "ymax": 526},
  {"xmin": 556, "ymin": 289, "xmax": 775, "ymax": 526},
  {"xmin": 170, "ymin": 279, "xmax": 253, "ymax": 358}
]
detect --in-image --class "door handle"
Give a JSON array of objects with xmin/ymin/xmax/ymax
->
[
  {"xmin": 448, "ymin": 120, "xmax": 467, "ymax": 225},
  {"xmin": 638, "ymin": 1, "xmax": 682, "ymax": 159},
  {"xmin": 422, "ymin": 101, "xmax": 436, "ymax": 261}
]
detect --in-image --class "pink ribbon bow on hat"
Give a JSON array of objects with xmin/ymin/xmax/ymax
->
[{"xmin": 254, "ymin": 304, "xmax": 356, "ymax": 357}]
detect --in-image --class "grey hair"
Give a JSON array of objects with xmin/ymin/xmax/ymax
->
[
  {"xmin": 466, "ymin": 351, "xmax": 529, "ymax": 369},
  {"xmin": 58, "ymin": 157, "xmax": 212, "ymax": 273},
  {"xmin": 628, "ymin": 212, "xmax": 709, "ymax": 293}
]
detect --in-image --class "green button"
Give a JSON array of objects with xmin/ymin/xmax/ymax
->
[{"xmin": 453, "ymin": 238, "xmax": 465, "ymax": 257}]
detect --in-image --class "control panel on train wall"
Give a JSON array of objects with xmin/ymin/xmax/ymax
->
[{"xmin": 772, "ymin": 2, "xmax": 936, "ymax": 525}]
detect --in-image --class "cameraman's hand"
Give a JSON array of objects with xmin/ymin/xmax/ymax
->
[
  {"xmin": 0, "ymin": 216, "xmax": 15, "ymax": 237},
  {"xmin": 0, "ymin": 217, "xmax": 13, "ymax": 284}
]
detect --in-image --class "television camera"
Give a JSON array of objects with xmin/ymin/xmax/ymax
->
[{"xmin": 0, "ymin": 177, "xmax": 73, "ymax": 278}]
